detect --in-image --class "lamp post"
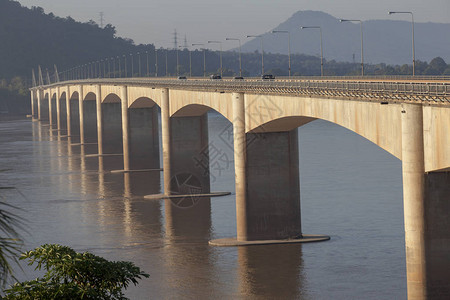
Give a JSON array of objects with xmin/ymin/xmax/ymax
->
[
  {"xmin": 301, "ymin": 26, "xmax": 324, "ymax": 76},
  {"xmin": 225, "ymin": 37, "xmax": 242, "ymax": 76},
  {"xmin": 247, "ymin": 35, "xmax": 264, "ymax": 75},
  {"xmin": 176, "ymin": 46, "xmax": 179, "ymax": 76},
  {"xmin": 192, "ymin": 43, "xmax": 206, "ymax": 77},
  {"xmin": 108, "ymin": 58, "xmax": 111, "ymax": 78},
  {"xmin": 117, "ymin": 56, "xmax": 120, "ymax": 78},
  {"xmin": 123, "ymin": 55, "xmax": 127, "ymax": 77},
  {"xmin": 165, "ymin": 49, "xmax": 168, "ymax": 77},
  {"xmin": 146, "ymin": 50, "xmax": 149, "ymax": 76},
  {"xmin": 272, "ymin": 30, "xmax": 291, "ymax": 77},
  {"xmin": 339, "ymin": 19, "xmax": 364, "ymax": 76},
  {"xmin": 389, "ymin": 11, "xmax": 415, "ymax": 76},
  {"xmin": 155, "ymin": 49, "xmax": 158, "ymax": 77},
  {"xmin": 137, "ymin": 52, "xmax": 141, "ymax": 77},
  {"xmin": 130, "ymin": 53, "xmax": 134, "ymax": 77},
  {"xmin": 180, "ymin": 45, "xmax": 192, "ymax": 77},
  {"xmin": 207, "ymin": 40, "xmax": 223, "ymax": 77}
]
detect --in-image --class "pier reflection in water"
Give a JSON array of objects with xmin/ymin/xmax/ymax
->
[{"xmin": 1, "ymin": 115, "xmax": 406, "ymax": 299}]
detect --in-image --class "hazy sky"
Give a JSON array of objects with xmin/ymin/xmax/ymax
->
[{"xmin": 18, "ymin": 0, "xmax": 450, "ymax": 50}]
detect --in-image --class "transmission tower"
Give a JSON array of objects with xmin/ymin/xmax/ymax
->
[
  {"xmin": 173, "ymin": 29, "xmax": 178, "ymax": 49},
  {"xmin": 183, "ymin": 34, "xmax": 188, "ymax": 49},
  {"xmin": 99, "ymin": 12, "xmax": 104, "ymax": 28}
]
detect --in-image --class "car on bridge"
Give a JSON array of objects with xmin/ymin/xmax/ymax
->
[
  {"xmin": 210, "ymin": 74, "xmax": 222, "ymax": 80},
  {"xmin": 177, "ymin": 76, "xmax": 187, "ymax": 80},
  {"xmin": 261, "ymin": 74, "xmax": 275, "ymax": 80},
  {"xmin": 234, "ymin": 76, "xmax": 244, "ymax": 80}
]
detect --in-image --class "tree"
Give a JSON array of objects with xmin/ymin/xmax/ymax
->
[
  {"xmin": 3, "ymin": 244, "xmax": 149, "ymax": 299},
  {"xmin": 0, "ymin": 195, "xmax": 24, "ymax": 288}
]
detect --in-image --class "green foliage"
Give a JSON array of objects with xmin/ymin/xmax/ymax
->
[
  {"xmin": 0, "ymin": 196, "xmax": 24, "ymax": 288},
  {"xmin": 3, "ymin": 244, "xmax": 149, "ymax": 299}
]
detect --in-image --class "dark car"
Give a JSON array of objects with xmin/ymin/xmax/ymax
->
[
  {"xmin": 261, "ymin": 74, "xmax": 275, "ymax": 80},
  {"xmin": 177, "ymin": 76, "xmax": 187, "ymax": 80},
  {"xmin": 210, "ymin": 74, "xmax": 222, "ymax": 80},
  {"xmin": 233, "ymin": 76, "xmax": 244, "ymax": 80}
]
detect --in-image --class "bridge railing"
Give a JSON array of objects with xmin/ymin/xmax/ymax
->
[{"xmin": 36, "ymin": 77, "xmax": 450, "ymax": 103}]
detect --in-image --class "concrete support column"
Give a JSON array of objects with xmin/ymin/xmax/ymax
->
[
  {"xmin": 48, "ymin": 89, "xmax": 53, "ymax": 126},
  {"xmin": 56, "ymin": 87, "xmax": 61, "ymax": 131},
  {"xmin": 78, "ymin": 86, "xmax": 85, "ymax": 144},
  {"xmin": 66, "ymin": 86, "xmax": 71, "ymax": 137},
  {"xmin": 37, "ymin": 90, "xmax": 41, "ymax": 121},
  {"xmin": 424, "ymin": 171, "xmax": 450, "ymax": 298},
  {"xmin": 30, "ymin": 90, "xmax": 35, "ymax": 119},
  {"xmin": 121, "ymin": 86, "xmax": 130, "ymax": 171},
  {"xmin": 232, "ymin": 92, "xmax": 248, "ymax": 241},
  {"xmin": 96, "ymin": 85, "xmax": 103, "ymax": 155},
  {"xmin": 161, "ymin": 88, "xmax": 171, "ymax": 195},
  {"xmin": 401, "ymin": 103, "xmax": 426, "ymax": 300}
]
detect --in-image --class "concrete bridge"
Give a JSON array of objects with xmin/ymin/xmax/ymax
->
[{"xmin": 30, "ymin": 77, "xmax": 449, "ymax": 299}]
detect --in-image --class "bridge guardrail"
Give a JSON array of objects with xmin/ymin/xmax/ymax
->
[{"xmin": 35, "ymin": 77, "xmax": 450, "ymax": 104}]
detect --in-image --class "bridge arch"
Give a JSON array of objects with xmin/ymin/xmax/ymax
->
[
  {"xmin": 245, "ymin": 94, "xmax": 402, "ymax": 160},
  {"xmin": 103, "ymin": 93, "xmax": 121, "ymax": 103},
  {"xmin": 70, "ymin": 90, "xmax": 79, "ymax": 100},
  {"xmin": 83, "ymin": 92, "xmax": 96, "ymax": 101},
  {"xmin": 169, "ymin": 90, "xmax": 233, "ymax": 122},
  {"xmin": 129, "ymin": 97, "xmax": 158, "ymax": 109}
]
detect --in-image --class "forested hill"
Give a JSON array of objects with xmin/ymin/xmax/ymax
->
[{"xmin": 0, "ymin": 0, "xmax": 154, "ymax": 81}]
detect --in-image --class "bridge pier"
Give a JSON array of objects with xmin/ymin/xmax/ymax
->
[
  {"xmin": 401, "ymin": 103, "xmax": 450, "ymax": 299},
  {"xmin": 37, "ymin": 90, "xmax": 41, "ymax": 120},
  {"xmin": 48, "ymin": 90, "xmax": 53, "ymax": 126},
  {"xmin": 55, "ymin": 89, "xmax": 60, "ymax": 131},
  {"xmin": 96, "ymin": 85, "xmax": 103, "ymax": 155},
  {"xmin": 211, "ymin": 92, "xmax": 327, "ymax": 246},
  {"xmin": 66, "ymin": 87, "xmax": 72, "ymax": 137},
  {"xmin": 78, "ymin": 86, "xmax": 85, "ymax": 144},
  {"xmin": 30, "ymin": 91, "xmax": 35, "ymax": 119},
  {"xmin": 120, "ymin": 86, "xmax": 130, "ymax": 170}
]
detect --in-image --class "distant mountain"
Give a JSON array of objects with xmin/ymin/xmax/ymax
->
[{"xmin": 241, "ymin": 11, "xmax": 450, "ymax": 65}]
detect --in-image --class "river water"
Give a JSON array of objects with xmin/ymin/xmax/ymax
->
[{"xmin": 0, "ymin": 114, "xmax": 406, "ymax": 299}]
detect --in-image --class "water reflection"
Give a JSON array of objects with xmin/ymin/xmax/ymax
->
[{"xmin": 238, "ymin": 244, "xmax": 307, "ymax": 299}]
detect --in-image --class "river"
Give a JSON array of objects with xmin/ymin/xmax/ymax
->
[{"xmin": 0, "ymin": 114, "xmax": 406, "ymax": 299}]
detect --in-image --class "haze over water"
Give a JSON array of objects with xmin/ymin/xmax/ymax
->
[{"xmin": 0, "ymin": 114, "xmax": 406, "ymax": 299}]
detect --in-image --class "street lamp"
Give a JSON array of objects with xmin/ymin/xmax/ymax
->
[
  {"xmin": 180, "ymin": 45, "xmax": 192, "ymax": 77},
  {"xmin": 137, "ymin": 52, "xmax": 141, "ymax": 77},
  {"xmin": 123, "ymin": 55, "xmax": 127, "ymax": 77},
  {"xmin": 301, "ymin": 26, "xmax": 324, "ymax": 76},
  {"xmin": 340, "ymin": 19, "xmax": 364, "ymax": 76},
  {"xmin": 146, "ymin": 51, "xmax": 149, "ymax": 76},
  {"xmin": 176, "ymin": 47, "xmax": 179, "ymax": 76},
  {"xmin": 208, "ymin": 40, "xmax": 223, "ymax": 77},
  {"xmin": 130, "ymin": 53, "xmax": 134, "ymax": 77},
  {"xmin": 117, "ymin": 56, "xmax": 120, "ymax": 78},
  {"xmin": 247, "ymin": 35, "xmax": 264, "ymax": 75},
  {"xmin": 155, "ymin": 49, "xmax": 158, "ymax": 77},
  {"xmin": 226, "ymin": 37, "xmax": 242, "ymax": 76},
  {"xmin": 389, "ymin": 11, "xmax": 415, "ymax": 76},
  {"xmin": 272, "ymin": 30, "xmax": 291, "ymax": 77},
  {"xmin": 107, "ymin": 58, "xmax": 111, "ymax": 78},
  {"xmin": 192, "ymin": 43, "xmax": 206, "ymax": 77},
  {"xmin": 165, "ymin": 49, "xmax": 168, "ymax": 77}
]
